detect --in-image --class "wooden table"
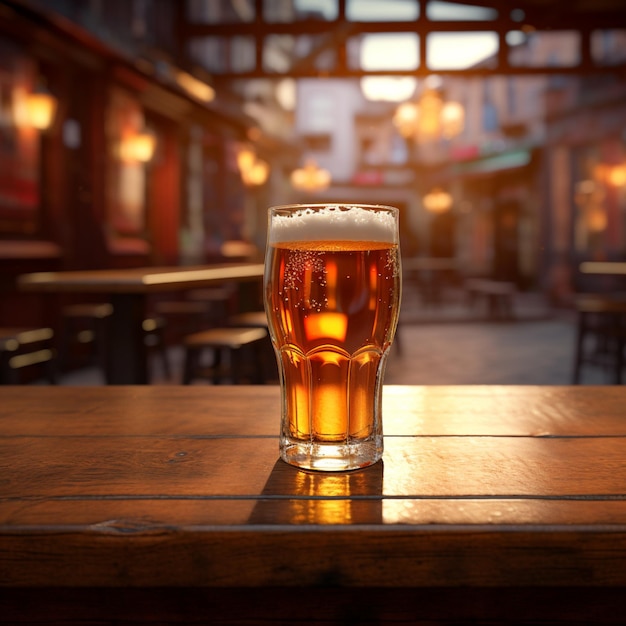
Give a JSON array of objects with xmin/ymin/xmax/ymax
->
[
  {"xmin": 580, "ymin": 261, "xmax": 626, "ymax": 276},
  {"xmin": 18, "ymin": 263, "xmax": 264, "ymax": 384},
  {"xmin": 579, "ymin": 261, "xmax": 626, "ymax": 296},
  {"xmin": 2, "ymin": 385, "xmax": 626, "ymax": 624}
]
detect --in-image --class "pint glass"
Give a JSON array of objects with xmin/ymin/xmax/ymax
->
[{"xmin": 264, "ymin": 204, "xmax": 401, "ymax": 471}]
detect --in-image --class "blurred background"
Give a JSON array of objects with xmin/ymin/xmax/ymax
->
[{"xmin": 1, "ymin": 0, "xmax": 625, "ymax": 385}]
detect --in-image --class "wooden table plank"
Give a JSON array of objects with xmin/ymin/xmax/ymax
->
[
  {"xmin": 2, "ymin": 385, "xmax": 626, "ymax": 436},
  {"xmin": 6, "ymin": 497, "xmax": 626, "ymax": 528},
  {"xmin": 0, "ymin": 386, "xmax": 282, "ymax": 436},
  {"xmin": 4, "ymin": 526, "xmax": 626, "ymax": 588},
  {"xmin": 3, "ymin": 434, "xmax": 626, "ymax": 499}
]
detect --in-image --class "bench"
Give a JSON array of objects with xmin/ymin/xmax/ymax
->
[{"xmin": 0, "ymin": 327, "xmax": 57, "ymax": 384}]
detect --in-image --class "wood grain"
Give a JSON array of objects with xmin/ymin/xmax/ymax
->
[{"xmin": 2, "ymin": 385, "xmax": 626, "ymax": 623}]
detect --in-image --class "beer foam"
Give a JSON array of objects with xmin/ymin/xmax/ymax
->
[{"xmin": 269, "ymin": 205, "xmax": 397, "ymax": 244}]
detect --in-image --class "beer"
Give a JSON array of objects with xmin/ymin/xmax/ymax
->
[{"xmin": 264, "ymin": 204, "xmax": 401, "ymax": 471}]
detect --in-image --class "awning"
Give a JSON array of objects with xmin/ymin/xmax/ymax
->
[{"xmin": 451, "ymin": 149, "xmax": 533, "ymax": 177}]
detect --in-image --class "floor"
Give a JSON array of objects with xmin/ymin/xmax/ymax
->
[{"xmin": 49, "ymin": 287, "xmax": 614, "ymax": 387}]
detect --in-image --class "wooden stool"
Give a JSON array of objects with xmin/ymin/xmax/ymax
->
[
  {"xmin": 229, "ymin": 311, "xmax": 280, "ymax": 382},
  {"xmin": 183, "ymin": 327, "xmax": 268, "ymax": 384},
  {"xmin": 0, "ymin": 327, "xmax": 57, "ymax": 384},
  {"xmin": 142, "ymin": 316, "xmax": 171, "ymax": 380},
  {"xmin": 572, "ymin": 295, "xmax": 626, "ymax": 384}
]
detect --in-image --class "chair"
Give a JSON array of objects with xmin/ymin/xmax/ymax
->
[
  {"xmin": 182, "ymin": 326, "xmax": 268, "ymax": 384},
  {"xmin": 0, "ymin": 327, "xmax": 57, "ymax": 384},
  {"xmin": 572, "ymin": 295, "xmax": 626, "ymax": 384}
]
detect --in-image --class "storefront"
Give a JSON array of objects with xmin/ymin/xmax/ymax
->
[
  {"xmin": 544, "ymin": 74, "xmax": 626, "ymax": 300},
  {"xmin": 0, "ymin": 2, "xmax": 273, "ymax": 326},
  {"xmin": 448, "ymin": 147, "xmax": 541, "ymax": 289}
]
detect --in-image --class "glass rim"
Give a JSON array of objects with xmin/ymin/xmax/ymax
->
[{"xmin": 268, "ymin": 203, "xmax": 399, "ymax": 216}]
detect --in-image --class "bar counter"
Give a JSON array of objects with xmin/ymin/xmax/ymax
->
[{"xmin": 2, "ymin": 385, "xmax": 626, "ymax": 624}]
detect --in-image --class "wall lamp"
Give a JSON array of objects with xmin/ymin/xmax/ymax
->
[
  {"xmin": 24, "ymin": 82, "xmax": 58, "ymax": 131},
  {"xmin": 120, "ymin": 128, "xmax": 157, "ymax": 163},
  {"xmin": 237, "ymin": 146, "xmax": 269, "ymax": 187}
]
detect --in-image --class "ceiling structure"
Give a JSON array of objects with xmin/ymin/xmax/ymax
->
[{"xmin": 180, "ymin": 0, "xmax": 626, "ymax": 81}]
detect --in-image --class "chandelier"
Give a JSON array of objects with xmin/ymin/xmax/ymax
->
[
  {"xmin": 291, "ymin": 160, "xmax": 331, "ymax": 193},
  {"xmin": 393, "ymin": 78, "xmax": 464, "ymax": 143}
]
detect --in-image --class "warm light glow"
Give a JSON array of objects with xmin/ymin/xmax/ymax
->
[
  {"xmin": 574, "ymin": 179, "xmax": 608, "ymax": 233},
  {"xmin": 325, "ymin": 260, "xmax": 337, "ymax": 309},
  {"xmin": 291, "ymin": 470, "xmax": 353, "ymax": 524},
  {"xmin": 120, "ymin": 130, "xmax": 157, "ymax": 163},
  {"xmin": 276, "ymin": 78, "xmax": 296, "ymax": 110},
  {"xmin": 237, "ymin": 147, "xmax": 256, "ymax": 173},
  {"xmin": 25, "ymin": 91, "xmax": 57, "ymax": 131},
  {"xmin": 369, "ymin": 264, "xmax": 378, "ymax": 310},
  {"xmin": 291, "ymin": 160, "xmax": 331, "ymax": 192},
  {"xmin": 423, "ymin": 188, "xmax": 453, "ymax": 213},
  {"xmin": 608, "ymin": 165, "xmax": 626, "ymax": 187},
  {"xmin": 574, "ymin": 179, "xmax": 604, "ymax": 209},
  {"xmin": 246, "ymin": 159, "xmax": 269, "ymax": 186},
  {"xmin": 304, "ymin": 312, "xmax": 348, "ymax": 342},
  {"xmin": 592, "ymin": 163, "xmax": 626, "ymax": 187},
  {"xmin": 440, "ymin": 101, "xmax": 465, "ymax": 139},
  {"xmin": 586, "ymin": 206, "xmax": 607, "ymax": 232},
  {"xmin": 237, "ymin": 146, "xmax": 269, "ymax": 186},
  {"xmin": 174, "ymin": 70, "xmax": 215, "ymax": 103},
  {"xmin": 393, "ymin": 81, "xmax": 464, "ymax": 143},
  {"xmin": 393, "ymin": 101, "xmax": 419, "ymax": 138}
]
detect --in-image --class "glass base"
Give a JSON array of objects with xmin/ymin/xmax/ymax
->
[{"xmin": 280, "ymin": 438, "xmax": 383, "ymax": 472}]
